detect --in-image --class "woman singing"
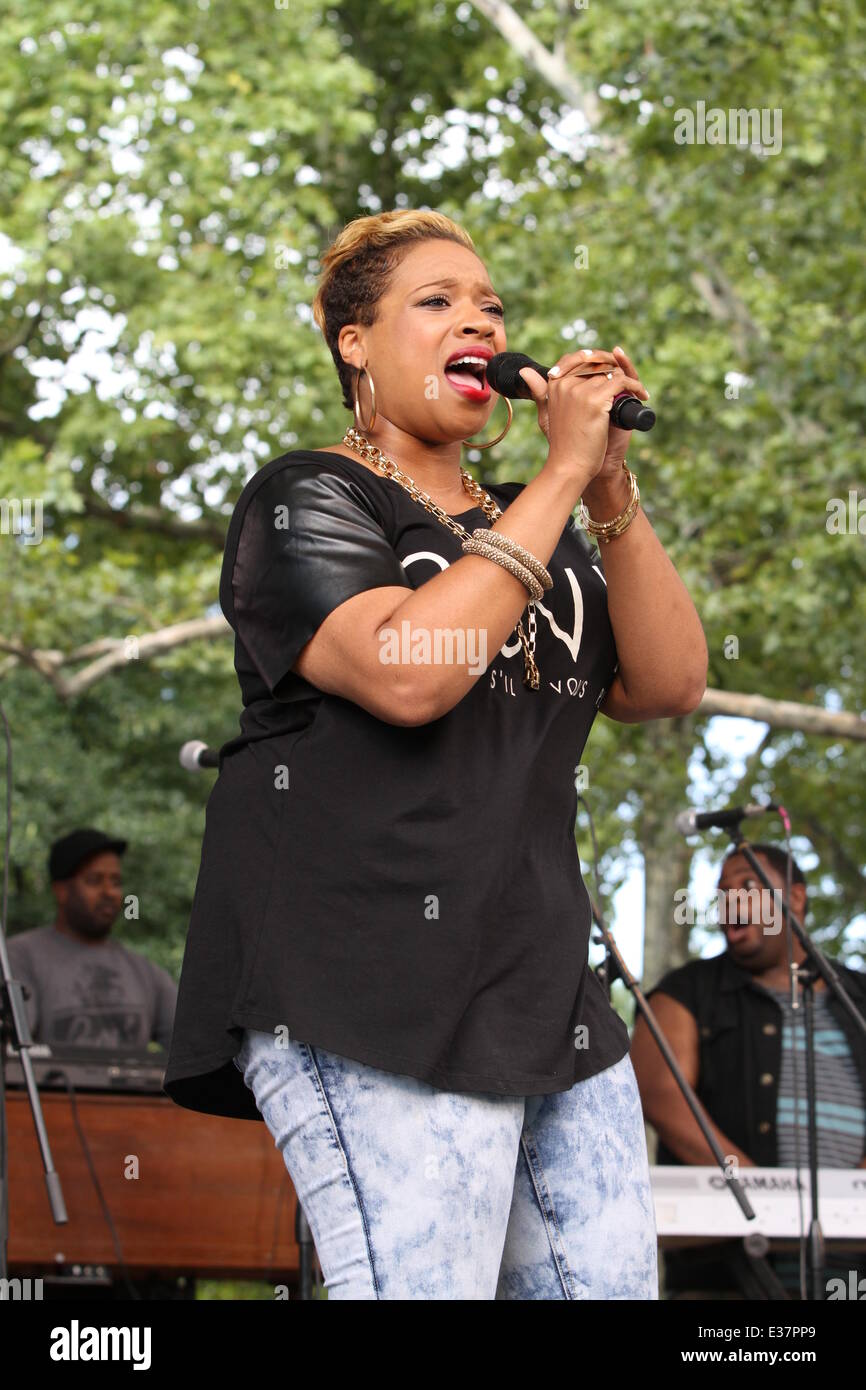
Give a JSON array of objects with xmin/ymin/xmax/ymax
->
[{"xmin": 164, "ymin": 209, "xmax": 708, "ymax": 1300}]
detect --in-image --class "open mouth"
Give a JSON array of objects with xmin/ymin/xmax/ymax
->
[
  {"xmin": 444, "ymin": 355, "xmax": 491, "ymax": 400},
  {"xmin": 725, "ymin": 921, "xmax": 756, "ymax": 944}
]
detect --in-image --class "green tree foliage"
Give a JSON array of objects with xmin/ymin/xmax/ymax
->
[{"xmin": 1, "ymin": 0, "xmax": 863, "ymax": 975}]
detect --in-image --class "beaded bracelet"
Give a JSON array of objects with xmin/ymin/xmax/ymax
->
[
  {"xmin": 469, "ymin": 528, "xmax": 553, "ymax": 591},
  {"xmin": 461, "ymin": 538, "xmax": 544, "ymax": 600}
]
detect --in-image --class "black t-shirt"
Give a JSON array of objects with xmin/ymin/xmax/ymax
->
[{"xmin": 163, "ymin": 449, "xmax": 630, "ymax": 1120}]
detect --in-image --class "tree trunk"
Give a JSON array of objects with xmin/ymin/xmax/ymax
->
[{"xmin": 639, "ymin": 719, "xmax": 695, "ymax": 990}]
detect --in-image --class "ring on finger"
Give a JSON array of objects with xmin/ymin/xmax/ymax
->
[{"xmin": 572, "ymin": 362, "xmax": 615, "ymax": 378}]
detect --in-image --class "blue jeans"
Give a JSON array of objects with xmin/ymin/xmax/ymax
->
[{"xmin": 234, "ymin": 1029, "xmax": 658, "ymax": 1300}]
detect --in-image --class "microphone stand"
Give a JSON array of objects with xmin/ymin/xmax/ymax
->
[
  {"xmin": 295, "ymin": 1204, "xmax": 315, "ymax": 1300},
  {"xmin": 586, "ymin": 890, "xmax": 805, "ymax": 1298},
  {"xmin": 0, "ymin": 900, "xmax": 69, "ymax": 1289},
  {"xmin": 586, "ymin": 890, "xmax": 757, "ymax": 1224},
  {"xmin": 0, "ymin": 704, "xmax": 68, "ymax": 1290},
  {"xmin": 1, "ymin": 935, "xmax": 70, "ymax": 1290},
  {"xmin": 575, "ymin": 803, "xmax": 755, "ymax": 1223},
  {"xmin": 724, "ymin": 829, "xmax": 866, "ymax": 1302}
]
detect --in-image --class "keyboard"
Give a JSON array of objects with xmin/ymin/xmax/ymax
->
[
  {"xmin": 651, "ymin": 1165, "xmax": 866, "ymax": 1239},
  {"xmin": 4, "ymin": 1042, "xmax": 167, "ymax": 1093}
]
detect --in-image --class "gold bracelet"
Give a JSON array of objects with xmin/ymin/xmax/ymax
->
[
  {"xmin": 470, "ymin": 529, "xmax": 553, "ymax": 591},
  {"xmin": 578, "ymin": 466, "xmax": 640, "ymax": 543},
  {"xmin": 461, "ymin": 538, "xmax": 544, "ymax": 599}
]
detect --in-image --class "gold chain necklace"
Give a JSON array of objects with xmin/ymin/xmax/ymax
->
[{"xmin": 342, "ymin": 427, "xmax": 540, "ymax": 689}]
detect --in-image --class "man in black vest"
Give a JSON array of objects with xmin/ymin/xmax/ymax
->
[{"xmin": 631, "ymin": 843, "xmax": 866, "ymax": 1298}]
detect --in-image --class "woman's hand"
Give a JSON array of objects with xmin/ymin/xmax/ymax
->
[
  {"xmin": 599, "ymin": 346, "xmax": 648, "ymax": 473},
  {"xmin": 518, "ymin": 345, "xmax": 649, "ymax": 488}
]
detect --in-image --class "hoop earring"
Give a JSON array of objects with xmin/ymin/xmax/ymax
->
[
  {"xmin": 353, "ymin": 366, "xmax": 377, "ymax": 433},
  {"xmin": 461, "ymin": 396, "xmax": 513, "ymax": 450}
]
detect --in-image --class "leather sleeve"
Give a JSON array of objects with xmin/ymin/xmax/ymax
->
[{"xmin": 225, "ymin": 462, "xmax": 410, "ymax": 698}]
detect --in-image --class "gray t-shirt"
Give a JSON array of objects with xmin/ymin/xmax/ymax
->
[{"xmin": 8, "ymin": 924, "xmax": 177, "ymax": 1052}]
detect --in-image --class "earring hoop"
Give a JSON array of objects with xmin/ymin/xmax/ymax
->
[
  {"xmin": 461, "ymin": 395, "xmax": 513, "ymax": 450},
  {"xmin": 353, "ymin": 366, "xmax": 377, "ymax": 432}
]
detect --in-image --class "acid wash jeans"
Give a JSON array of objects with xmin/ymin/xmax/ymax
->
[{"xmin": 234, "ymin": 1029, "xmax": 658, "ymax": 1300}]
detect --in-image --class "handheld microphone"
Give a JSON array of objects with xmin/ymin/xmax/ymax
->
[
  {"xmin": 485, "ymin": 351, "xmax": 656, "ymax": 431},
  {"xmin": 179, "ymin": 740, "xmax": 221, "ymax": 772},
  {"xmin": 674, "ymin": 802, "xmax": 778, "ymax": 835}
]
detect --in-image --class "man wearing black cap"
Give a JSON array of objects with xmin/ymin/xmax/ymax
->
[{"xmin": 8, "ymin": 828, "xmax": 177, "ymax": 1052}]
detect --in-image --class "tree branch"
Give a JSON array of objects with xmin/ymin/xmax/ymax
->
[
  {"xmin": 470, "ymin": 0, "xmax": 603, "ymax": 127},
  {"xmin": 798, "ymin": 813, "xmax": 866, "ymax": 892},
  {"xmin": 0, "ymin": 616, "xmax": 231, "ymax": 699},
  {"xmin": 81, "ymin": 495, "xmax": 227, "ymax": 545},
  {"xmin": 0, "ymin": 302, "xmax": 46, "ymax": 358},
  {"xmin": 698, "ymin": 689, "xmax": 866, "ymax": 741},
  {"xmin": 2, "ymin": 605, "xmax": 865, "ymax": 745},
  {"xmin": 470, "ymin": 0, "xmax": 827, "ymax": 442}
]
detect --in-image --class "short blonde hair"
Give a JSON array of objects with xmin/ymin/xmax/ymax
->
[{"xmin": 312, "ymin": 209, "xmax": 477, "ymax": 411}]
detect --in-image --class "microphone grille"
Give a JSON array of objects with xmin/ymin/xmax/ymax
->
[
  {"xmin": 179, "ymin": 740, "xmax": 208, "ymax": 772},
  {"xmin": 486, "ymin": 351, "xmax": 540, "ymax": 399}
]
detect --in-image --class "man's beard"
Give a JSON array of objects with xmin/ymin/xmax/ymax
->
[{"xmin": 67, "ymin": 900, "xmax": 114, "ymax": 940}]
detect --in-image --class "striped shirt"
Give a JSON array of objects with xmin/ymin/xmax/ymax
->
[{"xmin": 764, "ymin": 985, "xmax": 866, "ymax": 1167}]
